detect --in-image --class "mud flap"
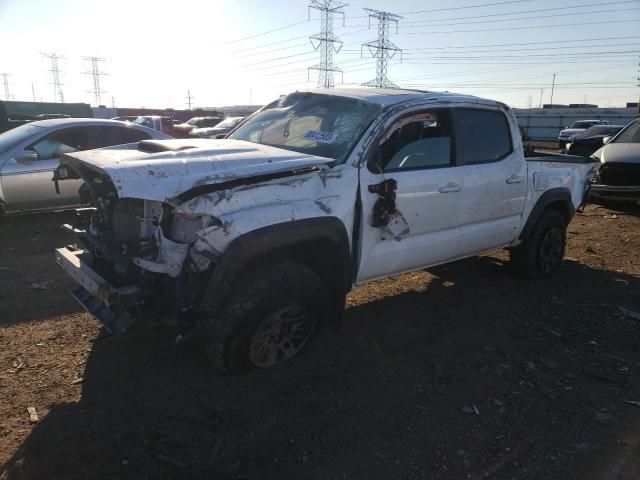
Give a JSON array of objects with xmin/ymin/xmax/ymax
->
[{"xmin": 70, "ymin": 286, "xmax": 135, "ymax": 334}]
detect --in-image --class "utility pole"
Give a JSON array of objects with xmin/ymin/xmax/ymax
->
[
  {"xmin": 361, "ymin": 8, "xmax": 403, "ymax": 89},
  {"xmin": 185, "ymin": 89, "xmax": 194, "ymax": 110},
  {"xmin": 1, "ymin": 73, "xmax": 10, "ymax": 100},
  {"xmin": 308, "ymin": 0, "xmax": 347, "ymax": 88},
  {"xmin": 31, "ymin": 82, "xmax": 36, "ymax": 102},
  {"xmin": 42, "ymin": 52, "xmax": 64, "ymax": 103},
  {"xmin": 549, "ymin": 73, "xmax": 556, "ymax": 106},
  {"xmin": 82, "ymin": 56, "xmax": 107, "ymax": 106},
  {"xmin": 539, "ymin": 88, "xmax": 544, "ymax": 108},
  {"xmin": 636, "ymin": 55, "xmax": 639, "ymax": 113}
]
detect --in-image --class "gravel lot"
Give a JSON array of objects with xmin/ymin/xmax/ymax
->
[{"xmin": 1, "ymin": 202, "xmax": 639, "ymax": 480}]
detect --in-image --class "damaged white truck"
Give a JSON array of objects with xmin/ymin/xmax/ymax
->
[{"xmin": 54, "ymin": 89, "xmax": 596, "ymax": 372}]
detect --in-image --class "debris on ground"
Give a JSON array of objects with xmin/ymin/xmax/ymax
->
[
  {"xmin": 26, "ymin": 407, "xmax": 39, "ymax": 423},
  {"xmin": 29, "ymin": 280, "xmax": 53, "ymax": 290}
]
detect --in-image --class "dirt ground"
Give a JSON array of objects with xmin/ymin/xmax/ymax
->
[{"xmin": 1, "ymin": 201, "xmax": 640, "ymax": 480}]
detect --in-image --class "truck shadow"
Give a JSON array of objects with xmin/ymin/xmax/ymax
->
[{"xmin": 2, "ymin": 257, "xmax": 640, "ymax": 480}]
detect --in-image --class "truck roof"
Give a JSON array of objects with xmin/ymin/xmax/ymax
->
[{"xmin": 303, "ymin": 87, "xmax": 507, "ymax": 109}]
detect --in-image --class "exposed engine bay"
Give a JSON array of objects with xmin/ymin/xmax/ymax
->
[{"xmin": 65, "ymin": 163, "xmax": 220, "ymax": 321}]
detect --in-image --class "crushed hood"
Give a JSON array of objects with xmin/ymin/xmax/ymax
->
[
  {"xmin": 61, "ymin": 139, "xmax": 333, "ymax": 202},
  {"xmin": 592, "ymin": 143, "xmax": 640, "ymax": 165}
]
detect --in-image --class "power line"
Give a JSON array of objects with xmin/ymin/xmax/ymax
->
[
  {"xmin": 397, "ymin": 0, "xmax": 535, "ymax": 16},
  {"xmin": 41, "ymin": 52, "xmax": 64, "ymax": 103},
  {"xmin": 398, "ymin": 18, "xmax": 638, "ymax": 36},
  {"xmin": 398, "ymin": 5, "xmax": 640, "ymax": 29},
  {"xmin": 82, "ymin": 56, "xmax": 107, "ymax": 106},
  {"xmin": 215, "ymin": 20, "xmax": 310, "ymax": 47},
  {"xmin": 400, "ymin": 0, "xmax": 638, "ymax": 26},
  {"xmin": 361, "ymin": 8, "xmax": 402, "ymax": 88},
  {"xmin": 308, "ymin": 0, "xmax": 348, "ymax": 88}
]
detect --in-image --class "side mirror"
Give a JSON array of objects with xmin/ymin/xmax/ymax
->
[
  {"xmin": 602, "ymin": 136, "xmax": 611, "ymax": 145},
  {"xmin": 14, "ymin": 151, "xmax": 38, "ymax": 163},
  {"xmin": 214, "ymin": 134, "xmax": 226, "ymax": 139}
]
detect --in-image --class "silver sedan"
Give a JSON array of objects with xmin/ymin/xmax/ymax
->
[{"xmin": 0, "ymin": 118, "xmax": 170, "ymax": 214}]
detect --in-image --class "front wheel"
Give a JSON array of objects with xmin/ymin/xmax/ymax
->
[
  {"xmin": 509, "ymin": 209, "xmax": 567, "ymax": 278},
  {"xmin": 204, "ymin": 261, "xmax": 331, "ymax": 373}
]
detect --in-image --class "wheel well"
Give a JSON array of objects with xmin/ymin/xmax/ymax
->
[
  {"xmin": 545, "ymin": 200, "xmax": 572, "ymax": 225},
  {"xmin": 199, "ymin": 218, "xmax": 351, "ymax": 319},
  {"xmin": 519, "ymin": 188, "xmax": 574, "ymax": 241}
]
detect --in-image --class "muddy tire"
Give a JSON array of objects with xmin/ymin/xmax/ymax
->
[
  {"xmin": 205, "ymin": 261, "xmax": 331, "ymax": 373},
  {"xmin": 510, "ymin": 209, "xmax": 567, "ymax": 279}
]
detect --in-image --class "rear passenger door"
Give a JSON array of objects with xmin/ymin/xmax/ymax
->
[{"xmin": 454, "ymin": 108, "xmax": 526, "ymax": 252}]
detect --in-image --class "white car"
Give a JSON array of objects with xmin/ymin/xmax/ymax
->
[
  {"xmin": 0, "ymin": 118, "xmax": 170, "ymax": 214},
  {"xmin": 55, "ymin": 89, "xmax": 596, "ymax": 371}
]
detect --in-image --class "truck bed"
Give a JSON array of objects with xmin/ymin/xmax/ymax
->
[{"xmin": 525, "ymin": 151, "xmax": 597, "ymax": 164}]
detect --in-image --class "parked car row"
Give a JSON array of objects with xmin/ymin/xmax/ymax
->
[
  {"xmin": 189, "ymin": 116, "xmax": 245, "ymax": 138},
  {"xmin": 565, "ymin": 125, "xmax": 624, "ymax": 156},
  {"xmin": 557, "ymin": 119, "xmax": 609, "ymax": 148}
]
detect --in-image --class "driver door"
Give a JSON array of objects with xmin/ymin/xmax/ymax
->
[{"xmin": 356, "ymin": 108, "xmax": 467, "ymax": 283}]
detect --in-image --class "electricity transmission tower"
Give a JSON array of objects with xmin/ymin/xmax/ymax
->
[
  {"xmin": 1, "ymin": 73, "xmax": 10, "ymax": 100},
  {"xmin": 83, "ymin": 57, "xmax": 107, "ymax": 106},
  {"xmin": 308, "ymin": 0, "xmax": 347, "ymax": 88},
  {"xmin": 42, "ymin": 53, "xmax": 65, "ymax": 102},
  {"xmin": 361, "ymin": 9, "xmax": 402, "ymax": 88}
]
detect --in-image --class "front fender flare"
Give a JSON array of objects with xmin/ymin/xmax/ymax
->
[{"xmin": 199, "ymin": 216, "xmax": 351, "ymax": 316}]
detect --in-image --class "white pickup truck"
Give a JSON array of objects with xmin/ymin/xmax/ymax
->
[{"xmin": 54, "ymin": 89, "xmax": 596, "ymax": 372}]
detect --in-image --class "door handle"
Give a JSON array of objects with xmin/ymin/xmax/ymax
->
[
  {"xmin": 506, "ymin": 175, "xmax": 524, "ymax": 184},
  {"xmin": 438, "ymin": 182, "xmax": 463, "ymax": 193}
]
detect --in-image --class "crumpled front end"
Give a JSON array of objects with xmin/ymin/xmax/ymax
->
[{"xmin": 54, "ymin": 161, "xmax": 228, "ymax": 333}]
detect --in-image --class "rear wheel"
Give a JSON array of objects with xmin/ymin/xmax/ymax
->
[
  {"xmin": 510, "ymin": 209, "xmax": 567, "ymax": 278},
  {"xmin": 204, "ymin": 261, "xmax": 331, "ymax": 372}
]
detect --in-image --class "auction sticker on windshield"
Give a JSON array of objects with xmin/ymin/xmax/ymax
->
[{"xmin": 304, "ymin": 130, "xmax": 337, "ymax": 144}]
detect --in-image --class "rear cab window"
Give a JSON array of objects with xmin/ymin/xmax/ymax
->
[{"xmin": 454, "ymin": 109, "xmax": 513, "ymax": 165}]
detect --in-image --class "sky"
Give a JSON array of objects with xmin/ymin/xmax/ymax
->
[{"xmin": 0, "ymin": 0, "xmax": 638, "ymax": 109}]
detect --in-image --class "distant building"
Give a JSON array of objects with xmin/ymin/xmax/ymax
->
[
  {"xmin": 514, "ymin": 105, "xmax": 638, "ymax": 141},
  {"xmin": 568, "ymin": 104, "xmax": 598, "ymax": 109}
]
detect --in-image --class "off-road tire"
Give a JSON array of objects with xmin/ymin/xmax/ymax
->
[
  {"xmin": 205, "ymin": 261, "xmax": 331, "ymax": 373},
  {"xmin": 510, "ymin": 209, "xmax": 567, "ymax": 278}
]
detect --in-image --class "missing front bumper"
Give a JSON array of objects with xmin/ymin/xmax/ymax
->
[{"xmin": 55, "ymin": 247, "xmax": 142, "ymax": 333}]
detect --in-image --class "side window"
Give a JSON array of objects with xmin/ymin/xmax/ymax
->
[
  {"xmin": 456, "ymin": 109, "xmax": 512, "ymax": 164},
  {"xmin": 378, "ymin": 110, "xmax": 453, "ymax": 172},
  {"xmin": 88, "ymin": 126, "xmax": 151, "ymax": 147},
  {"xmin": 28, "ymin": 127, "xmax": 91, "ymax": 159}
]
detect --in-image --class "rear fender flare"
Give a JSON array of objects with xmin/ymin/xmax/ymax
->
[{"xmin": 519, "ymin": 188, "xmax": 574, "ymax": 241}]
